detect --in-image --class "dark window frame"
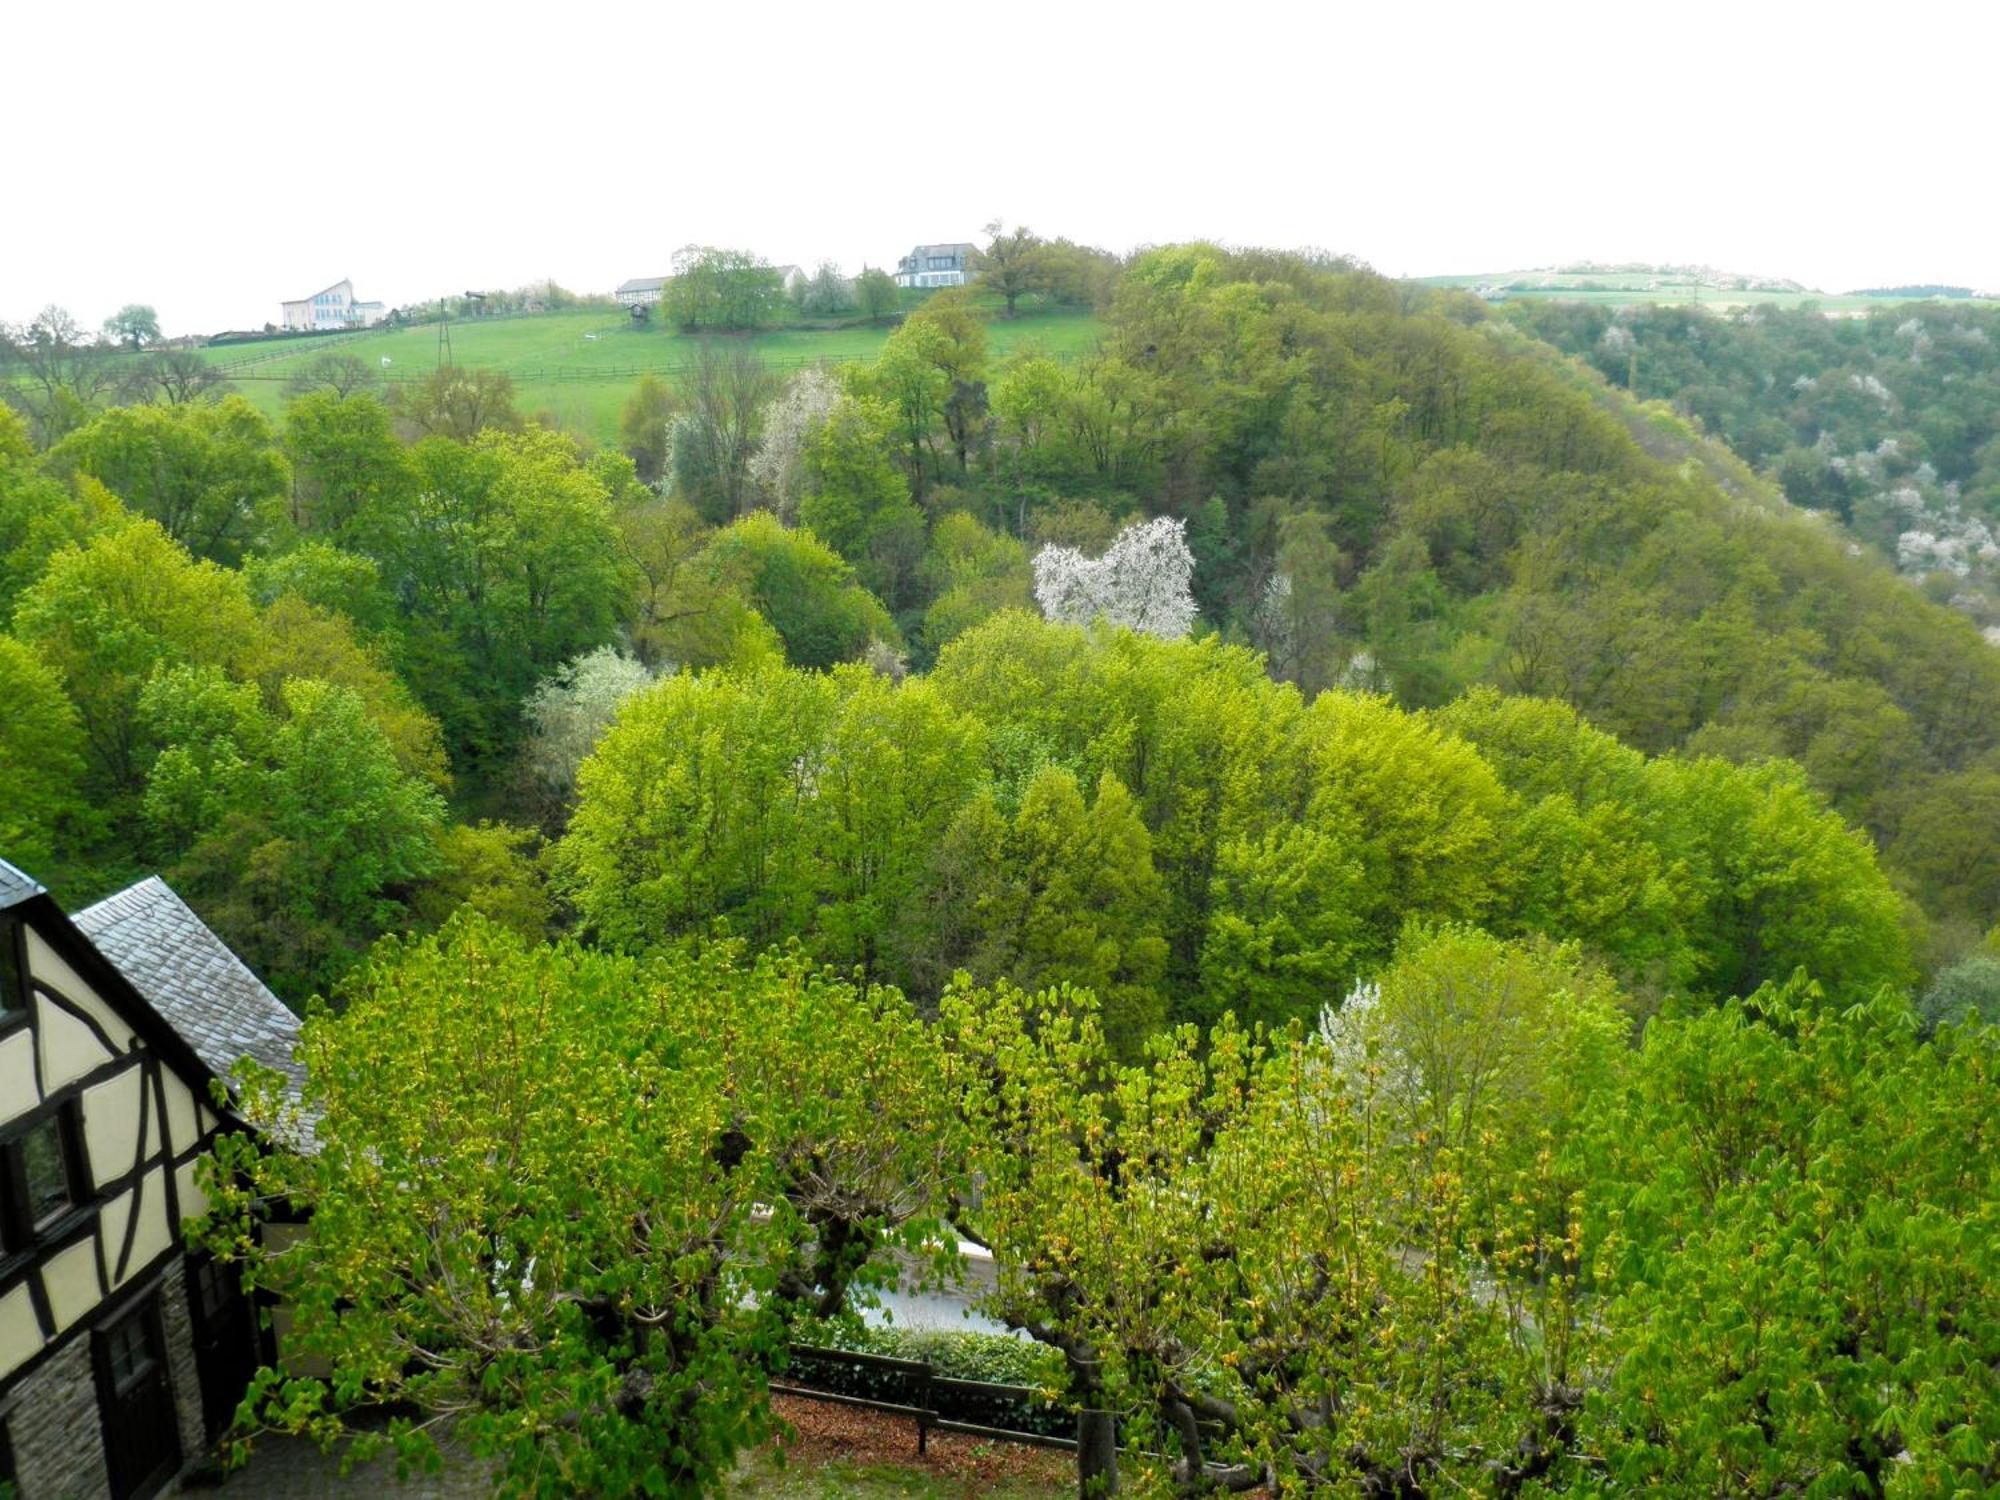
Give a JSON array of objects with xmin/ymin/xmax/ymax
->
[
  {"xmin": 0, "ymin": 916, "xmax": 28, "ymax": 1032},
  {"xmin": 0, "ymin": 1100, "xmax": 87, "ymax": 1257}
]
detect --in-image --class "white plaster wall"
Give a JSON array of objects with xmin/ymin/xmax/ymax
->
[
  {"xmin": 82, "ymin": 1064, "xmax": 145, "ymax": 1189},
  {"xmin": 0, "ymin": 1028, "xmax": 36, "ymax": 1124},
  {"xmin": 0, "ymin": 1281, "xmax": 40, "ymax": 1380},
  {"xmin": 42, "ymin": 1237, "xmax": 100, "ymax": 1333}
]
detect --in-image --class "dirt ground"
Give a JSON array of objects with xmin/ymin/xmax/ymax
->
[{"xmin": 732, "ymin": 1392, "xmax": 1074, "ymax": 1497}]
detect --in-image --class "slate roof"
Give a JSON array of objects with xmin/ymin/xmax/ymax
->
[
  {"xmin": 73, "ymin": 877, "xmax": 304, "ymax": 1093},
  {"xmin": 616, "ymin": 275, "xmax": 668, "ymax": 294},
  {"xmin": 0, "ymin": 858, "xmax": 43, "ymax": 912}
]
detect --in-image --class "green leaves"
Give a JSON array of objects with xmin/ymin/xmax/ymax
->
[
  {"xmin": 209, "ymin": 918, "xmax": 963, "ymax": 1497},
  {"xmin": 1577, "ymin": 981, "xmax": 2000, "ymax": 1492}
]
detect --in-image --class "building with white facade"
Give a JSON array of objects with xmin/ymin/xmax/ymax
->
[
  {"xmin": 0, "ymin": 860, "xmax": 301, "ymax": 1499},
  {"xmin": 893, "ymin": 243, "xmax": 977, "ymax": 290},
  {"xmin": 615, "ymin": 276, "xmax": 668, "ymax": 308},
  {"xmin": 279, "ymin": 279, "xmax": 386, "ymax": 331}
]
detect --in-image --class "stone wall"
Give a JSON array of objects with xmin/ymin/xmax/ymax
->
[
  {"xmin": 4, "ymin": 1256, "xmax": 210, "ymax": 1500},
  {"xmin": 155, "ymin": 1258, "xmax": 209, "ymax": 1471},
  {"xmin": 6, "ymin": 1333, "xmax": 110, "ymax": 1500}
]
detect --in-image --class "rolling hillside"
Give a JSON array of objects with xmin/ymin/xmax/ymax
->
[
  {"xmin": 193, "ymin": 307, "xmax": 1103, "ymax": 444},
  {"xmin": 1419, "ymin": 264, "xmax": 1998, "ymax": 314}
]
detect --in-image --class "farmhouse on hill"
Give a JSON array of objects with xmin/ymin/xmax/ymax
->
[
  {"xmin": 616, "ymin": 275, "xmax": 667, "ymax": 308},
  {"xmin": 620, "ymin": 263, "xmax": 808, "ymax": 308},
  {"xmin": 894, "ymin": 242, "xmax": 977, "ymax": 289},
  {"xmin": 0, "ymin": 858, "xmax": 302, "ymax": 1500},
  {"xmin": 279, "ymin": 278, "xmax": 386, "ymax": 331}
]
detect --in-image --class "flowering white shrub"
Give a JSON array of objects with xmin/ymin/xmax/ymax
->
[
  {"xmin": 1031, "ymin": 515, "xmax": 1198, "ymax": 639},
  {"xmin": 1251, "ymin": 572, "xmax": 1294, "ymax": 662},
  {"xmin": 748, "ymin": 367, "xmax": 841, "ymax": 519},
  {"xmin": 525, "ymin": 647, "xmax": 656, "ymax": 796}
]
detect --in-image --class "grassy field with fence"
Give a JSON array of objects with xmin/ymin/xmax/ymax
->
[{"xmin": 195, "ymin": 306, "xmax": 1103, "ymax": 445}]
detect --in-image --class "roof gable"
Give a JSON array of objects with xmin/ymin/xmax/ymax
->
[
  {"xmin": 0, "ymin": 860, "xmax": 42, "ymax": 912},
  {"xmin": 73, "ymin": 877, "xmax": 303, "ymax": 1093}
]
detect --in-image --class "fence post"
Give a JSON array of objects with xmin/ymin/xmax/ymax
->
[{"xmin": 917, "ymin": 1357, "xmax": 933, "ymax": 1455}]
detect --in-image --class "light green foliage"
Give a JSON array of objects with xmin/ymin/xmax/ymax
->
[
  {"xmin": 1645, "ymin": 755, "xmax": 1914, "ymax": 1000},
  {"xmin": 618, "ymin": 374, "xmax": 674, "ymax": 485},
  {"xmin": 1434, "ymin": 688, "xmax": 1914, "ymax": 1003},
  {"xmin": 408, "ymin": 821, "xmax": 552, "ymax": 941},
  {"xmin": 136, "ymin": 665, "xmax": 270, "ymax": 852},
  {"xmin": 853, "ymin": 267, "xmax": 898, "ymax": 323},
  {"xmin": 1327, "ymin": 923, "xmax": 1631, "ymax": 1204},
  {"xmin": 814, "ymin": 1322, "xmax": 1062, "ymax": 1390},
  {"xmin": 988, "ymin": 353, "xmax": 1071, "ymax": 481},
  {"xmin": 281, "ymin": 390, "xmax": 415, "ymax": 549},
  {"xmin": 0, "ymin": 636, "xmax": 89, "ymax": 871},
  {"xmin": 1198, "ymin": 819, "xmax": 1368, "ymax": 1031},
  {"xmin": 1578, "ymin": 980, "xmax": 2000, "ymax": 1492},
  {"xmin": 558, "ymin": 665, "xmax": 981, "ymax": 982},
  {"xmin": 240, "ymin": 593, "xmax": 448, "ymax": 789},
  {"xmin": 0, "ymin": 406, "xmax": 117, "ymax": 621},
  {"xmin": 201, "ymin": 920, "xmax": 962, "ymax": 1497},
  {"xmin": 388, "ymin": 429, "xmax": 627, "ymax": 760},
  {"xmin": 13, "ymin": 516, "xmax": 260, "ymax": 791},
  {"xmin": 665, "ymin": 247, "xmax": 784, "ymax": 331},
  {"xmin": 699, "ymin": 512, "xmax": 896, "ymax": 670},
  {"xmin": 1299, "ymin": 692, "xmax": 1509, "ymax": 941},
  {"xmin": 614, "ymin": 497, "xmax": 783, "ymax": 672},
  {"xmin": 916, "ymin": 510, "xmax": 1033, "ymax": 659},
  {"xmin": 263, "ymin": 676, "xmax": 446, "ymax": 926},
  {"xmin": 244, "ymin": 541, "xmax": 400, "ymax": 644},
  {"xmin": 142, "ymin": 670, "xmax": 446, "ymax": 992},
  {"xmin": 798, "ymin": 396, "xmax": 923, "ymax": 608},
  {"xmin": 855, "ymin": 296, "xmax": 989, "ymax": 495},
  {"xmin": 920, "ymin": 768, "xmax": 1168, "ymax": 1054},
  {"xmin": 390, "ymin": 365, "xmax": 523, "ymax": 442},
  {"xmin": 0, "ymin": 404, "xmax": 28, "ymax": 465},
  {"xmin": 942, "ymin": 977, "xmax": 1578, "ymax": 1496},
  {"xmin": 45, "ymin": 395, "xmax": 290, "ymax": 564}
]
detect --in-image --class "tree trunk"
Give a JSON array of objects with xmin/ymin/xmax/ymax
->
[{"xmin": 1077, "ymin": 1407, "xmax": 1119, "ymax": 1497}]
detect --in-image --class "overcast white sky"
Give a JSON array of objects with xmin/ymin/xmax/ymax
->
[{"xmin": 6, "ymin": 0, "xmax": 1997, "ymax": 335}]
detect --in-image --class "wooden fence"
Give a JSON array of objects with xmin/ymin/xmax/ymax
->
[{"xmin": 772, "ymin": 1343, "xmax": 1080, "ymax": 1453}]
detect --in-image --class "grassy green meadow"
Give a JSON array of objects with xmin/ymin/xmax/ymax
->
[{"xmin": 198, "ymin": 304, "xmax": 1102, "ymax": 446}]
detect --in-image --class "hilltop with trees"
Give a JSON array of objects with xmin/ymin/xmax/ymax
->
[{"xmin": 3, "ymin": 233, "xmax": 1998, "ymax": 1493}]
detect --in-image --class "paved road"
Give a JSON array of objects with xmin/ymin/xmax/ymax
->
[{"xmin": 177, "ymin": 1431, "xmax": 494, "ymax": 1496}]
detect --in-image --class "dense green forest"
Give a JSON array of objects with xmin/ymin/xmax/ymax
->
[
  {"xmin": 6, "ymin": 243, "xmax": 1999, "ymax": 1495},
  {"xmin": 7, "ymin": 246, "xmax": 1997, "ymax": 991},
  {"xmin": 1509, "ymin": 298, "xmax": 2000, "ymax": 636}
]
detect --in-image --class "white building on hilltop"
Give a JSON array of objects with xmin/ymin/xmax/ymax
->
[
  {"xmin": 894, "ymin": 243, "xmax": 977, "ymax": 289},
  {"xmin": 615, "ymin": 275, "xmax": 667, "ymax": 308},
  {"xmin": 279, "ymin": 278, "xmax": 386, "ymax": 331}
]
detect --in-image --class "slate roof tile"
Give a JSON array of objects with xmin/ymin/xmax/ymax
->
[{"xmin": 72, "ymin": 876, "xmax": 305, "ymax": 1093}]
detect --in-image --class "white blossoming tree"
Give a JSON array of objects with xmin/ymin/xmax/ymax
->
[
  {"xmin": 1031, "ymin": 514, "xmax": 1198, "ymax": 639},
  {"xmin": 524, "ymin": 646, "xmax": 656, "ymax": 799},
  {"xmin": 748, "ymin": 366, "xmax": 841, "ymax": 519}
]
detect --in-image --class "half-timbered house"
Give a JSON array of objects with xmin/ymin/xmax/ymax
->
[{"xmin": 0, "ymin": 860, "xmax": 302, "ymax": 1500}]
